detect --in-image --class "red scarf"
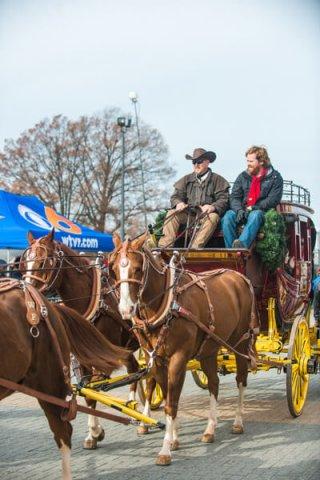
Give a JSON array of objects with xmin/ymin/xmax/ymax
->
[{"xmin": 246, "ymin": 168, "xmax": 268, "ymax": 207}]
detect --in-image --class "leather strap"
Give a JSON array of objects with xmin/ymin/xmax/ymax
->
[
  {"xmin": 0, "ymin": 280, "xmax": 73, "ymax": 391},
  {"xmin": 82, "ymin": 264, "xmax": 101, "ymax": 321},
  {"xmin": 0, "ymin": 377, "xmax": 131, "ymax": 425},
  {"xmin": 172, "ymin": 302, "xmax": 258, "ymax": 369}
]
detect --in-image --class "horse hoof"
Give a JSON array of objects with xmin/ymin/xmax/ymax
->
[
  {"xmin": 137, "ymin": 425, "xmax": 149, "ymax": 436},
  {"xmin": 171, "ymin": 440, "xmax": 179, "ymax": 451},
  {"xmin": 232, "ymin": 424, "xmax": 244, "ymax": 434},
  {"xmin": 97, "ymin": 428, "xmax": 105, "ymax": 442},
  {"xmin": 156, "ymin": 455, "xmax": 171, "ymax": 466},
  {"xmin": 201, "ymin": 433, "xmax": 215, "ymax": 443},
  {"xmin": 83, "ymin": 438, "xmax": 98, "ymax": 450}
]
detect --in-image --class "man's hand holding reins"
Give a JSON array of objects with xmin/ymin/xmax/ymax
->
[
  {"xmin": 200, "ymin": 204, "xmax": 215, "ymax": 214},
  {"xmin": 176, "ymin": 202, "xmax": 187, "ymax": 211}
]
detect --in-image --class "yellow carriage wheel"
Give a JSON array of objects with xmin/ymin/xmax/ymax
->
[
  {"xmin": 137, "ymin": 379, "xmax": 164, "ymax": 410},
  {"xmin": 191, "ymin": 370, "xmax": 208, "ymax": 389},
  {"xmin": 286, "ymin": 317, "xmax": 311, "ymax": 417}
]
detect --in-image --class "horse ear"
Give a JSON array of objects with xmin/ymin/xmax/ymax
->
[
  {"xmin": 27, "ymin": 231, "xmax": 35, "ymax": 245},
  {"xmin": 132, "ymin": 232, "xmax": 148, "ymax": 250},
  {"xmin": 113, "ymin": 232, "xmax": 122, "ymax": 251},
  {"xmin": 47, "ymin": 228, "xmax": 55, "ymax": 242}
]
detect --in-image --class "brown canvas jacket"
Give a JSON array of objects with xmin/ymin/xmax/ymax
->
[{"xmin": 170, "ymin": 169, "xmax": 230, "ymax": 216}]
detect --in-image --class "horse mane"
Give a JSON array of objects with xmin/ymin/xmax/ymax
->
[
  {"xmin": 143, "ymin": 246, "xmax": 166, "ymax": 274},
  {"xmin": 56, "ymin": 241, "xmax": 92, "ymax": 269}
]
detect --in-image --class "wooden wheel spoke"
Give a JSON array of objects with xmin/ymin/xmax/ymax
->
[{"xmin": 286, "ymin": 318, "xmax": 310, "ymax": 417}]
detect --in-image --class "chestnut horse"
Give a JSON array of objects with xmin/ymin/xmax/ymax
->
[
  {"xmin": 109, "ymin": 233, "xmax": 258, "ymax": 466},
  {"xmin": 0, "ymin": 281, "xmax": 129, "ymax": 479},
  {"xmin": 23, "ymin": 230, "xmax": 142, "ymax": 448}
]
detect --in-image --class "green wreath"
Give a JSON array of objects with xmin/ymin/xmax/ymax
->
[
  {"xmin": 152, "ymin": 210, "xmax": 167, "ymax": 241},
  {"xmin": 255, "ymin": 209, "xmax": 287, "ymax": 272}
]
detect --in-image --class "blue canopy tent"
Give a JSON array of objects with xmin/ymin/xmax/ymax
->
[{"xmin": 0, "ymin": 190, "xmax": 114, "ymax": 252}]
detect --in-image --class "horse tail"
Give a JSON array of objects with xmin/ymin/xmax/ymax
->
[{"xmin": 56, "ymin": 304, "xmax": 130, "ymax": 375}]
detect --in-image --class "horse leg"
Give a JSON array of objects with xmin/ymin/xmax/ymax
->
[
  {"xmin": 38, "ymin": 400, "xmax": 73, "ymax": 480},
  {"xmin": 200, "ymin": 350, "xmax": 219, "ymax": 443},
  {"xmin": 125, "ymin": 353, "xmax": 139, "ymax": 402},
  {"xmin": 232, "ymin": 346, "xmax": 249, "ymax": 434},
  {"xmin": 137, "ymin": 375, "xmax": 156, "ymax": 436},
  {"xmin": 83, "ymin": 399, "xmax": 105, "ymax": 449},
  {"xmin": 156, "ymin": 353, "xmax": 186, "ymax": 466}
]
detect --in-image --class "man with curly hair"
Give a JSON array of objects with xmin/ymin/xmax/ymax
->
[{"xmin": 222, "ymin": 146, "xmax": 283, "ymax": 249}]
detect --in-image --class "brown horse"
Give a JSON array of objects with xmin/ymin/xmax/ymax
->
[
  {"xmin": 109, "ymin": 233, "xmax": 258, "ymax": 465},
  {"xmin": 23, "ymin": 230, "xmax": 142, "ymax": 448},
  {"xmin": 0, "ymin": 281, "xmax": 129, "ymax": 479}
]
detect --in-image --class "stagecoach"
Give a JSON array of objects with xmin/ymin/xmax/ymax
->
[
  {"xmin": 1, "ymin": 179, "xmax": 319, "ymax": 476},
  {"xmin": 143, "ymin": 180, "xmax": 319, "ymax": 417}
]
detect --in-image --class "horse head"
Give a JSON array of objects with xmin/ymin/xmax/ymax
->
[
  {"xmin": 109, "ymin": 232, "xmax": 148, "ymax": 320},
  {"xmin": 21, "ymin": 229, "xmax": 62, "ymax": 292}
]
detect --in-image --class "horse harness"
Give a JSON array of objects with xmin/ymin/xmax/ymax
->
[
  {"xmin": 112, "ymin": 244, "xmax": 259, "ymax": 369},
  {"xmin": 0, "ymin": 278, "xmax": 78, "ymax": 420},
  {"xmin": 0, "ymin": 279, "xmax": 133, "ymax": 427},
  {"xmin": 21, "ymin": 241, "xmax": 116, "ymax": 324}
]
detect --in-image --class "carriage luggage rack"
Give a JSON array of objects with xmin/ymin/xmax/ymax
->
[{"xmin": 282, "ymin": 181, "xmax": 311, "ymax": 206}]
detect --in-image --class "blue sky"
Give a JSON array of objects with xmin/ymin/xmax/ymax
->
[{"xmin": 0, "ymin": 0, "xmax": 319, "ymax": 224}]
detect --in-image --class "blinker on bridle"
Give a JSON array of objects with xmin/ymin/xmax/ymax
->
[
  {"xmin": 112, "ymin": 241, "xmax": 145, "ymax": 289},
  {"xmin": 21, "ymin": 241, "xmax": 64, "ymax": 293}
]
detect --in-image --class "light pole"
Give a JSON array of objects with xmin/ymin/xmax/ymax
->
[
  {"xmin": 128, "ymin": 91, "xmax": 148, "ymax": 230},
  {"xmin": 117, "ymin": 116, "xmax": 132, "ymax": 240}
]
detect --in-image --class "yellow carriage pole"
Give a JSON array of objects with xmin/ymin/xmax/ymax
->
[{"xmin": 78, "ymin": 387, "xmax": 165, "ymax": 429}]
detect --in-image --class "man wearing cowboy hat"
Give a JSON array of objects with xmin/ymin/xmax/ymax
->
[{"xmin": 158, "ymin": 148, "xmax": 229, "ymax": 248}]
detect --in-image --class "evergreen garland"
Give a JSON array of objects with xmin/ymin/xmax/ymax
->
[
  {"xmin": 255, "ymin": 209, "xmax": 287, "ymax": 272},
  {"xmin": 153, "ymin": 210, "xmax": 167, "ymax": 241}
]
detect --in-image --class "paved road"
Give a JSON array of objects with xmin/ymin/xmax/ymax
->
[{"xmin": 1, "ymin": 370, "xmax": 319, "ymax": 480}]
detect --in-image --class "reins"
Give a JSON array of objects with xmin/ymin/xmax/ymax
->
[
  {"xmin": 0, "ymin": 377, "xmax": 133, "ymax": 426},
  {"xmin": 159, "ymin": 208, "xmax": 209, "ymax": 249}
]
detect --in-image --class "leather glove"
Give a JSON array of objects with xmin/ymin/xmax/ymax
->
[{"xmin": 236, "ymin": 209, "xmax": 246, "ymax": 224}]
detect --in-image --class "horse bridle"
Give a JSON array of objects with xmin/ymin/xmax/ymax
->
[
  {"xmin": 21, "ymin": 242, "xmax": 65, "ymax": 293},
  {"xmin": 110, "ymin": 242, "xmax": 167, "ymax": 308}
]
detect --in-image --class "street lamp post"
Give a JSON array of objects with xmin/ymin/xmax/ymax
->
[
  {"xmin": 128, "ymin": 92, "xmax": 148, "ymax": 230},
  {"xmin": 117, "ymin": 116, "xmax": 132, "ymax": 240}
]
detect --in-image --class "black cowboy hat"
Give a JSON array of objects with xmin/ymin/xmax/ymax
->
[{"xmin": 185, "ymin": 148, "xmax": 216, "ymax": 163}]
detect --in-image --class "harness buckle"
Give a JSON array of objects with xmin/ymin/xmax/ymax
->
[
  {"xmin": 30, "ymin": 325, "xmax": 40, "ymax": 338},
  {"xmin": 146, "ymin": 350, "xmax": 156, "ymax": 369},
  {"xmin": 40, "ymin": 305, "xmax": 48, "ymax": 317},
  {"xmin": 171, "ymin": 300, "xmax": 180, "ymax": 311}
]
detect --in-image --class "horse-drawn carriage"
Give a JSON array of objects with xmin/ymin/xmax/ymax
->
[
  {"xmin": 1, "ymin": 179, "xmax": 318, "ymax": 476},
  {"xmin": 149, "ymin": 180, "xmax": 319, "ymax": 417}
]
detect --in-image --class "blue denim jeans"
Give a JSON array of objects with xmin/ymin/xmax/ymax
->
[{"xmin": 221, "ymin": 209, "xmax": 264, "ymax": 248}]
